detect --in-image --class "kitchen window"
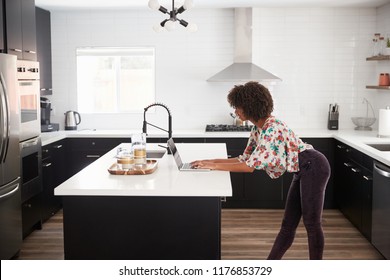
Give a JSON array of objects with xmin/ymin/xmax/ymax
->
[{"xmin": 76, "ymin": 47, "xmax": 155, "ymax": 113}]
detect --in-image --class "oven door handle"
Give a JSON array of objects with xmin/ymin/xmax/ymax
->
[
  {"xmin": 21, "ymin": 138, "xmax": 39, "ymax": 149},
  {"xmin": 19, "ymin": 81, "xmax": 34, "ymax": 86}
]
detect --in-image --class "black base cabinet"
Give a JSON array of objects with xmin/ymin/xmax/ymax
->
[
  {"xmin": 62, "ymin": 196, "xmax": 221, "ymax": 260},
  {"xmin": 21, "ymin": 193, "xmax": 42, "ymax": 238},
  {"xmin": 41, "ymin": 140, "xmax": 67, "ymax": 221},
  {"xmin": 334, "ymin": 141, "xmax": 373, "ymax": 240},
  {"xmin": 67, "ymin": 138, "xmax": 127, "ymax": 176}
]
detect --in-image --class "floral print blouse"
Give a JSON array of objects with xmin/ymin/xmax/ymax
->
[{"xmin": 238, "ymin": 116, "xmax": 312, "ymax": 179}]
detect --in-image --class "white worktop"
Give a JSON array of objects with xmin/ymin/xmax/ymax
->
[
  {"xmin": 42, "ymin": 128, "xmax": 390, "ymax": 166},
  {"xmin": 54, "ymin": 143, "xmax": 232, "ymax": 197},
  {"xmin": 40, "ymin": 128, "xmax": 335, "ymax": 145}
]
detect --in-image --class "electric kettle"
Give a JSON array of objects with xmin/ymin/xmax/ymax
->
[{"xmin": 64, "ymin": 110, "xmax": 81, "ymax": 130}]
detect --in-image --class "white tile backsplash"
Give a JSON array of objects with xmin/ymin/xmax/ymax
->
[{"xmin": 49, "ymin": 5, "xmax": 390, "ymax": 131}]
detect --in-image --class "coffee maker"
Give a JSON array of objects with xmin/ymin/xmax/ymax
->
[{"xmin": 41, "ymin": 97, "xmax": 59, "ymax": 132}]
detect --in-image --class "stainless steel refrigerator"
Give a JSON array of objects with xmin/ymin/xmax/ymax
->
[{"xmin": 0, "ymin": 53, "xmax": 22, "ymax": 259}]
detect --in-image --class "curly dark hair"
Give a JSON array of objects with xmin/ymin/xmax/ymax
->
[{"xmin": 227, "ymin": 81, "xmax": 274, "ymax": 121}]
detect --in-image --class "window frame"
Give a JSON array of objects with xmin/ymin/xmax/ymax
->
[{"xmin": 75, "ymin": 46, "xmax": 156, "ymax": 114}]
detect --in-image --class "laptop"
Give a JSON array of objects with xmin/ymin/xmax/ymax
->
[{"xmin": 167, "ymin": 138, "xmax": 210, "ymax": 171}]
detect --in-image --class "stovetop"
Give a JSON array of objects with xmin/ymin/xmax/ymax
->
[{"xmin": 205, "ymin": 124, "xmax": 253, "ymax": 132}]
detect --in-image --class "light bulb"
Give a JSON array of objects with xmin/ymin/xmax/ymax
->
[
  {"xmin": 148, "ymin": 0, "xmax": 160, "ymax": 10},
  {"xmin": 183, "ymin": 0, "xmax": 194, "ymax": 10},
  {"xmin": 187, "ymin": 23, "xmax": 198, "ymax": 32},
  {"xmin": 164, "ymin": 20, "xmax": 176, "ymax": 31},
  {"xmin": 153, "ymin": 24, "xmax": 164, "ymax": 33}
]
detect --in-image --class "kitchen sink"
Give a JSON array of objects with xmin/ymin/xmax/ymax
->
[
  {"xmin": 366, "ymin": 143, "xmax": 390, "ymax": 152},
  {"xmin": 146, "ymin": 150, "xmax": 166, "ymax": 158}
]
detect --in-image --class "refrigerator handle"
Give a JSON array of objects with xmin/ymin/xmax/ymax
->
[
  {"xmin": 0, "ymin": 183, "xmax": 19, "ymax": 200},
  {"xmin": 0, "ymin": 72, "xmax": 8, "ymax": 163}
]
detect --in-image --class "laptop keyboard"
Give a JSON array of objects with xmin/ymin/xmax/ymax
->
[{"xmin": 181, "ymin": 162, "xmax": 193, "ymax": 170}]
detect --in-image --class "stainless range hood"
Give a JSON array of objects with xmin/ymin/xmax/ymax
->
[{"xmin": 207, "ymin": 8, "xmax": 281, "ymax": 82}]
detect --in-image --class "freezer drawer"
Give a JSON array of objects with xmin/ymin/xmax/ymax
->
[{"xmin": 0, "ymin": 178, "xmax": 22, "ymax": 259}]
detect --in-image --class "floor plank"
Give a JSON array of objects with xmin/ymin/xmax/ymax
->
[
  {"xmin": 221, "ymin": 209, "xmax": 384, "ymax": 260},
  {"xmin": 14, "ymin": 208, "xmax": 384, "ymax": 260}
]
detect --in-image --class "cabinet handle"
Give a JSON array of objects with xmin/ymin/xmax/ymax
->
[
  {"xmin": 344, "ymin": 162, "xmax": 353, "ymax": 167},
  {"xmin": 53, "ymin": 145, "xmax": 63, "ymax": 149},
  {"xmin": 43, "ymin": 162, "xmax": 52, "ymax": 168},
  {"xmin": 221, "ymin": 197, "xmax": 227, "ymax": 202},
  {"xmin": 10, "ymin": 48, "xmax": 22, "ymax": 52},
  {"xmin": 336, "ymin": 145, "xmax": 344, "ymax": 149},
  {"xmin": 25, "ymin": 50, "xmax": 36, "ymax": 54},
  {"xmin": 351, "ymin": 168, "xmax": 360, "ymax": 173},
  {"xmin": 41, "ymin": 88, "xmax": 47, "ymax": 91},
  {"xmin": 86, "ymin": 155, "xmax": 100, "ymax": 158},
  {"xmin": 42, "ymin": 149, "xmax": 49, "ymax": 153},
  {"xmin": 227, "ymin": 154, "xmax": 232, "ymax": 158},
  {"xmin": 363, "ymin": 175, "xmax": 373, "ymax": 181}
]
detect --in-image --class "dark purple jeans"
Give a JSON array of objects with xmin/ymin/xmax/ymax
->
[{"xmin": 267, "ymin": 149, "xmax": 331, "ymax": 260}]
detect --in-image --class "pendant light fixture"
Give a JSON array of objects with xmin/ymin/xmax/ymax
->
[{"xmin": 148, "ymin": 0, "xmax": 198, "ymax": 32}]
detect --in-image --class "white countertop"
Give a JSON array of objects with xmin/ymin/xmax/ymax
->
[
  {"xmin": 54, "ymin": 143, "xmax": 232, "ymax": 197},
  {"xmin": 40, "ymin": 128, "xmax": 334, "ymax": 145},
  {"xmin": 332, "ymin": 130, "xmax": 390, "ymax": 166},
  {"xmin": 42, "ymin": 128, "xmax": 390, "ymax": 166}
]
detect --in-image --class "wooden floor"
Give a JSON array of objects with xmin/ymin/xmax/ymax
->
[{"xmin": 14, "ymin": 208, "xmax": 384, "ymax": 260}]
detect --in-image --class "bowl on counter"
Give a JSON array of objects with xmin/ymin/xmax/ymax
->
[{"xmin": 352, "ymin": 117, "xmax": 376, "ymax": 131}]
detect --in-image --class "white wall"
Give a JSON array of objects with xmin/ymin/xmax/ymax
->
[
  {"xmin": 253, "ymin": 8, "xmax": 378, "ymax": 129},
  {"xmin": 49, "ymin": 6, "xmax": 389, "ymax": 132},
  {"xmin": 373, "ymin": 3, "xmax": 390, "ymax": 115}
]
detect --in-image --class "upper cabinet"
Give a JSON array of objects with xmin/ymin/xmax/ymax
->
[
  {"xmin": 36, "ymin": 7, "xmax": 52, "ymax": 95},
  {"xmin": 4, "ymin": 0, "xmax": 37, "ymax": 60},
  {"xmin": 0, "ymin": 0, "xmax": 4, "ymax": 52}
]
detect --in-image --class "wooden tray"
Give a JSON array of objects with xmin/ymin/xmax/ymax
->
[{"xmin": 108, "ymin": 160, "xmax": 158, "ymax": 175}]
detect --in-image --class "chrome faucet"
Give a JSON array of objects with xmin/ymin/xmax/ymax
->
[{"xmin": 142, "ymin": 102, "xmax": 172, "ymax": 153}]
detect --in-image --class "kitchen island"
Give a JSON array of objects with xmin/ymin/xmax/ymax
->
[{"xmin": 54, "ymin": 143, "xmax": 231, "ymax": 260}]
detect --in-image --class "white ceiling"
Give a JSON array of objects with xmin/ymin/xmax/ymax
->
[{"xmin": 35, "ymin": 0, "xmax": 390, "ymax": 11}]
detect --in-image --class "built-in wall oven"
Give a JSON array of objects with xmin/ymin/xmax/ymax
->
[
  {"xmin": 17, "ymin": 60, "xmax": 42, "ymax": 237},
  {"xmin": 17, "ymin": 60, "xmax": 40, "ymax": 142}
]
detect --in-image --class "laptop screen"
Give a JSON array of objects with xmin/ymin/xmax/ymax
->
[{"xmin": 167, "ymin": 138, "xmax": 183, "ymax": 168}]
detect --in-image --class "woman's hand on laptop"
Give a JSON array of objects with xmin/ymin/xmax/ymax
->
[{"xmin": 191, "ymin": 160, "xmax": 215, "ymax": 170}]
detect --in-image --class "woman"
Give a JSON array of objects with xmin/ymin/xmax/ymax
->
[{"xmin": 191, "ymin": 81, "xmax": 330, "ymax": 260}]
